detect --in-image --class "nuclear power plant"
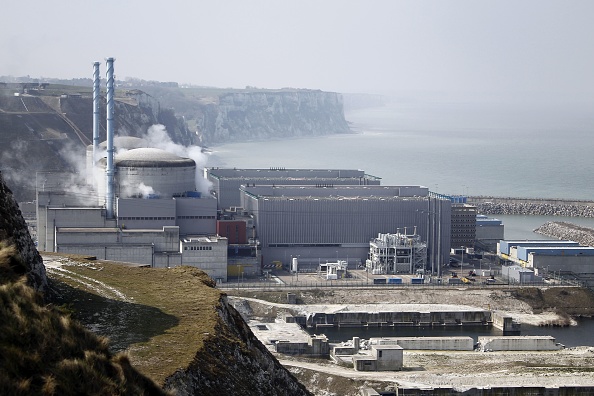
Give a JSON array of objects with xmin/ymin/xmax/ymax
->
[
  {"xmin": 36, "ymin": 58, "xmax": 456, "ymax": 283},
  {"xmin": 36, "ymin": 58, "xmax": 227, "ymax": 282}
]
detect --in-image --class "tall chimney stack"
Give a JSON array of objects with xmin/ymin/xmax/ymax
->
[
  {"xmin": 92, "ymin": 61, "xmax": 100, "ymax": 168},
  {"xmin": 105, "ymin": 57, "xmax": 115, "ymax": 218}
]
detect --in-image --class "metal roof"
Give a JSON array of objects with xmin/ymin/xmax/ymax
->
[{"xmin": 99, "ymin": 148, "xmax": 195, "ymax": 168}]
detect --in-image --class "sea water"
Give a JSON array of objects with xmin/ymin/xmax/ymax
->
[{"xmin": 208, "ymin": 100, "xmax": 594, "ymax": 200}]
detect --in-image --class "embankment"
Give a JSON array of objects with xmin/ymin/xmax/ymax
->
[
  {"xmin": 469, "ymin": 196, "xmax": 594, "ymax": 217},
  {"xmin": 534, "ymin": 221, "xmax": 594, "ymax": 247}
]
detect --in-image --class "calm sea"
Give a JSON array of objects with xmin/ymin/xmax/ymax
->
[{"xmin": 209, "ymin": 100, "xmax": 594, "ymax": 200}]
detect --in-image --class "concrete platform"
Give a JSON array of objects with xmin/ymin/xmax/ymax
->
[{"xmin": 291, "ymin": 303, "xmax": 491, "ymax": 328}]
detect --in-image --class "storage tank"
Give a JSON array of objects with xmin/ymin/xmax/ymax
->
[
  {"xmin": 291, "ymin": 257, "xmax": 298, "ymax": 273},
  {"xmin": 97, "ymin": 147, "xmax": 196, "ymax": 205}
]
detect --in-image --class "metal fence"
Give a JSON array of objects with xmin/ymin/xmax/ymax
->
[{"xmin": 218, "ymin": 277, "xmax": 582, "ymax": 291}]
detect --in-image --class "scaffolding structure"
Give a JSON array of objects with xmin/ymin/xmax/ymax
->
[{"xmin": 366, "ymin": 232, "xmax": 427, "ymax": 275}]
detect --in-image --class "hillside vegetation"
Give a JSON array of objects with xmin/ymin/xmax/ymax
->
[{"xmin": 0, "ymin": 244, "xmax": 166, "ymax": 395}]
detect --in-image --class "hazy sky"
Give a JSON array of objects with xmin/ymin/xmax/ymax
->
[{"xmin": 2, "ymin": 1, "xmax": 594, "ymax": 103}]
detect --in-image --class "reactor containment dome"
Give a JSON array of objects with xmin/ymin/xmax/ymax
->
[{"xmin": 96, "ymin": 147, "xmax": 197, "ymax": 202}]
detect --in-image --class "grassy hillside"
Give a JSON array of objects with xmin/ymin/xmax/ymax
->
[
  {"xmin": 47, "ymin": 256, "xmax": 221, "ymax": 384},
  {"xmin": 0, "ymin": 245, "xmax": 166, "ymax": 395}
]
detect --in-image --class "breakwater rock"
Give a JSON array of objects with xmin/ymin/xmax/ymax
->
[
  {"xmin": 534, "ymin": 221, "xmax": 594, "ymax": 247},
  {"xmin": 470, "ymin": 197, "xmax": 594, "ymax": 218}
]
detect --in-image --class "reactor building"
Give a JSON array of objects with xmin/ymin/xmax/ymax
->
[{"xmin": 36, "ymin": 59, "xmax": 227, "ymax": 282}]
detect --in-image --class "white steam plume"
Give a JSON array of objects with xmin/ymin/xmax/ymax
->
[
  {"xmin": 58, "ymin": 141, "xmax": 99, "ymax": 206},
  {"xmin": 141, "ymin": 124, "xmax": 212, "ymax": 194}
]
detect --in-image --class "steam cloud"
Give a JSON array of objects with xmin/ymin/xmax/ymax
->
[{"xmin": 140, "ymin": 124, "xmax": 212, "ymax": 195}]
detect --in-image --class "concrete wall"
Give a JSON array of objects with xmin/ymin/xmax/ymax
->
[
  {"xmin": 502, "ymin": 265, "xmax": 539, "ymax": 284},
  {"xmin": 120, "ymin": 227, "xmax": 180, "ymax": 252},
  {"xmin": 117, "ymin": 197, "xmax": 216, "ymax": 235},
  {"xmin": 478, "ymin": 336, "xmax": 563, "ymax": 351},
  {"xmin": 354, "ymin": 358, "xmax": 377, "ymax": 371},
  {"xmin": 374, "ymin": 345, "xmax": 403, "ymax": 371},
  {"xmin": 307, "ymin": 309, "xmax": 490, "ymax": 328},
  {"xmin": 275, "ymin": 341, "xmax": 309, "ymax": 355},
  {"xmin": 181, "ymin": 237, "xmax": 228, "ymax": 282},
  {"xmin": 529, "ymin": 254, "xmax": 594, "ymax": 274},
  {"xmin": 492, "ymin": 311, "xmax": 521, "ymax": 334},
  {"xmin": 153, "ymin": 252, "xmax": 182, "ymax": 267},
  {"xmin": 275, "ymin": 335, "xmax": 329, "ymax": 357},
  {"xmin": 39, "ymin": 204, "xmax": 108, "ymax": 251},
  {"xmin": 371, "ymin": 336, "xmax": 474, "ymax": 351},
  {"xmin": 57, "ymin": 244, "xmax": 154, "ymax": 265},
  {"xmin": 353, "ymin": 345, "xmax": 403, "ymax": 371},
  {"xmin": 56, "ymin": 229, "xmax": 119, "ymax": 245},
  {"xmin": 117, "ymin": 198, "xmax": 176, "ymax": 230},
  {"xmin": 98, "ymin": 163, "xmax": 196, "ymax": 200},
  {"xmin": 175, "ymin": 197, "xmax": 217, "ymax": 235}
]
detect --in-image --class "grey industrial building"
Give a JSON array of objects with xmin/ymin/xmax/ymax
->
[
  {"xmin": 239, "ymin": 184, "xmax": 451, "ymax": 275},
  {"xmin": 475, "ymin": 214, "xmax": 504, "ymax": 250},
  {"xmin": 498, "ymin": 240, "xmax": 594, "ymax": 277},
  {"xmin": 206, "ymin": 168, "xmax": 381, "ymax": 210},
  {"xmin": 450, "ymin": 202, "xmax": 477, "ymax": 249}
]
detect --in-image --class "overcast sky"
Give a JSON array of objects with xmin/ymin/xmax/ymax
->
[{"xmin": 2, "ymin": 1, "xmax": 593, "ymax": 104}]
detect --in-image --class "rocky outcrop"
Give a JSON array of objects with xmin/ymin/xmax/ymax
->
[
  {"xmin": 164, "ymin": 294, "xmax": 311, "ymax": 396},
  {"xmin": 195, "ymin": 90, "xmax": 351, "ymax": 144},
  {"xmin": 0, "ymin": 171, "xmax": 46, "ymax": 291},
  {"xmin": 534, "ymin": 222, "xmax": 594, "ymax": 247}
]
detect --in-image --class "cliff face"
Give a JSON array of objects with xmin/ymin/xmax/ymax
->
[
  {"xmin": 164, "ymin": 294, "xmax": 311, "ymax": 396},
  {"xmin": 0, "ymin": 172, "xmax": 46, "ymax": 291},
  {"xmin": 196, "ymin": 91, "xmax": 351, "ymax": 144},
  {"xmin": 0, "ymin": 91, "xmax": 192, "ymax": 201}
]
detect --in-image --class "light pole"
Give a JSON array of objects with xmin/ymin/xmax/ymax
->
[{"xmin": 461, "ymin": 246, "xmax": 464, "ymax": 271}]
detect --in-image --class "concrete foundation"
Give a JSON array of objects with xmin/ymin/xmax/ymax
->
[
  {"xmin": 370, "ymin": 336, "xmax": 474, "ymax": 351},
  {"xmin": 299, "ymin": 304, "xmax": 491, "ymax": 328},
  {"xmin": 353, "ymin": 345, "xmax": 403, "ymax": 371},
  {"xmin": 491, "ymin": 311, "xmax": 521, "ymax": 334},
  {"xmin": 275, "ymin": 335, "xmax": 329, "ymax": 357},
  {"xmin": 478, "ymin": 336, "xmax": 564, "ymax": 351}
]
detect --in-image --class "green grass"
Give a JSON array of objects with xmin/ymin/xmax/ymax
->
[
  {"xmin": 47, "ymin": 257, "xmax": 223, "ymax": 385},
  {"xmin": 0, "ymin": 246, "xmax": 167, "ymax": 395}
]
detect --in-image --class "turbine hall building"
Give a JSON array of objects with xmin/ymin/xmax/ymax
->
[
  {"xmin": 239, "ymin": 184, "xmax": 451, "ymax": 274},
  {"xmin": 206, "ymin": 168, "xmax": 382, "ymax": 210}
]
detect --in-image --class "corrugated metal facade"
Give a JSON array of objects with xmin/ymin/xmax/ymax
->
[{"xmin": 241, "ymin": 185, "xmax": 451, "ymax": 272}]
